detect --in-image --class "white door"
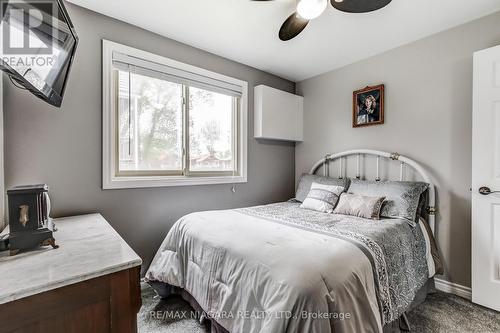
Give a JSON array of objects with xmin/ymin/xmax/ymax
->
[
  {"xmin": 0, "ymin": 77, "xmax": 3, "ymax": 230},
  {"xmin": 472, "ymin": 44, "xmax": 500, "ymax": 311}
]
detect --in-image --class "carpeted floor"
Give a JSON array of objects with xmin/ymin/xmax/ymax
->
[{"xmin": 138, "ymin": 284, "xmax": 500, "ymax": 333}]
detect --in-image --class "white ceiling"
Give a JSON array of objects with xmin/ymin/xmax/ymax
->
[{"xmin": 66, "ymin": 0, "xmax": 500, "ymax": 82}]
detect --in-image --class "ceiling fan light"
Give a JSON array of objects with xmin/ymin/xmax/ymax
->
[{"xmin": 297, "ymin": 0, "xmax": 327, "ymax": 20}]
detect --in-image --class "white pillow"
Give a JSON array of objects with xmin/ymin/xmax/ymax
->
[
  {"xmin": 300, "ymin": 182, "xmax": 345, "ymax": 213},
  {"xmin": 333, "ymin": 193, "xmax": 386, "ymax": 220}
]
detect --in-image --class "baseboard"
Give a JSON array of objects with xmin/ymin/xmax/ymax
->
[{"xmin": 434, "ymin": 278, "xmax": 472, "ymax": 300}]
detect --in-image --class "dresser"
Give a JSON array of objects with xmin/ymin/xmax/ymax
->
[{"xmin": 0, "ymin": 214, "xmax": 142, "ymax": 333}]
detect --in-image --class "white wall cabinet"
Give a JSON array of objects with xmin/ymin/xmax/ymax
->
[{"xmin": 254, "ymin": 85, "xmax": 303, "ymax": 142}]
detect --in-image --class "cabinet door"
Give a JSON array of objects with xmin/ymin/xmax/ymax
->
[{"xmin": 255, "ymin": 85, "xmax": 303, "ymax": 141}]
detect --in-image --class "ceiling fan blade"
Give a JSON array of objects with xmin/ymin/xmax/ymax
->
[
  {"xmin": 330, "ymin": 0, "xmax": 392, "ymax": 13},
  {"xmin": 279, "ymin": 12, "xmax": 309, "ymax": 41}
]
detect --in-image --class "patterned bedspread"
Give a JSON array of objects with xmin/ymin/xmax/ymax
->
[{"xmin": 238, "ymin": 202, "xmax": 429, "ymax": 324}]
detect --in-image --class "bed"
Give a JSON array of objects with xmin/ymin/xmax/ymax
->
[{"xmin": 145, "ymin": 150, "xmax": 442, "ymax": 333}]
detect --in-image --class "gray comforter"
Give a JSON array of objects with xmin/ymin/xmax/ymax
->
[{"xmin": 146, "ymin": 202, "xmax": 429, "ymax": 333}]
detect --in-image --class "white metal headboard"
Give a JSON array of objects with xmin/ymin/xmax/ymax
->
[{"xmin": 310, "ymin": 149, "xmax": 436, "ymax": 233}]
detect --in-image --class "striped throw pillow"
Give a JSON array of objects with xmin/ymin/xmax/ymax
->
[{"xmin": 299, "ymin": 182, "xmax": 345, "ymax": 213}]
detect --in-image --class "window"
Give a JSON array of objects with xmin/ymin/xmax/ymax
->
[{"xmin": 103, "ymin": 40, "xmax": 248, "ymax": 189}]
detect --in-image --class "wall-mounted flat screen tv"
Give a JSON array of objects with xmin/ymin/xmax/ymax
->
[{"xmin": 0, "ymin": 0, "xmax": 78, "ymax": 107}]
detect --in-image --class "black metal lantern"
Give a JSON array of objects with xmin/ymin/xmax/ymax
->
[{"xmin": 7, "ymin": 184, "xmax": 58, "ymax": 255}]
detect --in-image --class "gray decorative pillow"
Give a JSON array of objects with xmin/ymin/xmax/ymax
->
[
  {"xmin": 300, "ymin": 183, "xmax": 345, "ymax": 213},
  {"xmin": 333, "ymin": 193, "xmax": 386, "ymax": 219},
  {"xmin": 416, "ymin": 190, "xmax": 429, "ymax": 220},
  {"xmin": 348, "ymin": 179, "xmax": 429, "ymax": 224},
  {"xmin": 296, "ymin": 174, "xmax": 350, "ymax": 202}
]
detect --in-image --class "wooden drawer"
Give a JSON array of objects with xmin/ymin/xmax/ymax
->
[{"xmin": 0, "ymin": 266, "xmax": 141, "ymax": 333}]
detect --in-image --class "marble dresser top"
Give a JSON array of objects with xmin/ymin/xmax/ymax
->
[{"xmin": 0, "ymin": 214, "xmax": 142, "ymax": 304}]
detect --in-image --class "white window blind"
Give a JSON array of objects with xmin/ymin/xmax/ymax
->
[{"xmin": 112, "ymin": 51, "xmax": 243, "ymax": 98}]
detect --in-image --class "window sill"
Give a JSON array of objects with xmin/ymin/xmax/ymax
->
[{"xmin": 102, "ymin": 175, "xmax": 247, "ymax": 190}]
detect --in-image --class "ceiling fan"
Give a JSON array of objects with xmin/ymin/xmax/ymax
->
[{"xmin": 251, "ymin": 0, "xmax": 392, "ymax": 41}]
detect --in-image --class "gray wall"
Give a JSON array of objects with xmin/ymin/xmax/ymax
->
[
  {"xmin": 3, "ymin": 4, "xmax": 295, "ymax": 272},
  {"xmin": 296, "ymin": 11, "xmax": 500, "ymax": 287}
]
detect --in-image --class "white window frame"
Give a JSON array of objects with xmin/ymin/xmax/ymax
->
[{"xmin": 102, "ymin": 40, "xmax": 248, "ymax": 189}]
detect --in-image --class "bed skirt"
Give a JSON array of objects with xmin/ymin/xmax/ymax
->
[{"xmin": 148, "ymin": 279, "xmax": 435, "ymax": 333}]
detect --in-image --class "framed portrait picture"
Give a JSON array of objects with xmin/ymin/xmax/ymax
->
[{"xmin": 353, "ymin": 84, "xmax": 385, "ymax": 128}]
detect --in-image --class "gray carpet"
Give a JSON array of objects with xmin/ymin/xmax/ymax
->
[{"xmin": 139, "ymin": 284, "xmax": 500, "ymax": 333}]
